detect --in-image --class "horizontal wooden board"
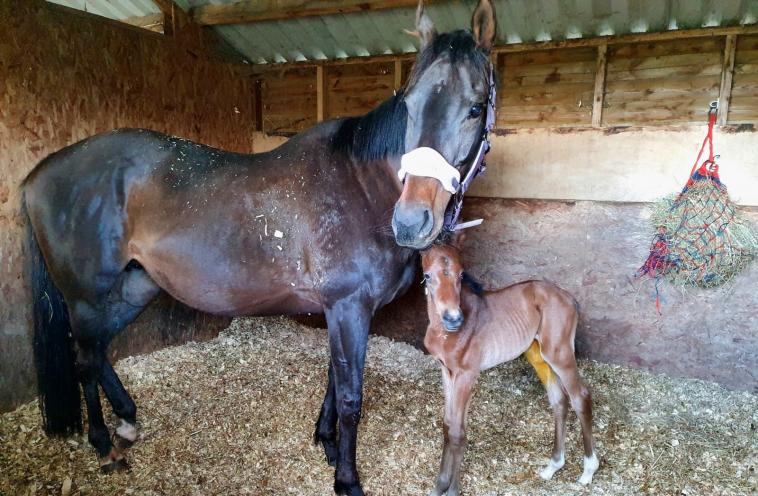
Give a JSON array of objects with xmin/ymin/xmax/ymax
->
[
  {"xmin": 499, "ymin": 47, "xmax": 596, "ymax": 127},
  {"xmin": 260, "ymin": 67, "xmax": 317, "ymax": 134},
  {"xmin": 326, "ymin": 62, "xmax": 394, "ymax": 119},
  {"xmin": 730, "ymin": 35, "xmax": 758, "ymax": 122},
  {"xmin": 604, "ymin": 38, "xmax": 722, "ymax": 125}
]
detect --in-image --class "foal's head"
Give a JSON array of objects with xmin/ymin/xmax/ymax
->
[
  {"xmin": 421, "ymin": 233, "xmax": 468, "ymax": 331},
  {"xmin": 392, "ymin": 0, "xmax": 497, "ymax": 249}
]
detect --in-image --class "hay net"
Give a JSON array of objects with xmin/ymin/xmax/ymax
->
[{"xmin": 637, "ymin": 106, "xmax": 758, "ymax": 299}]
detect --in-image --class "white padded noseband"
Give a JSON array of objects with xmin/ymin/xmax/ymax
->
[{"xmin": 397, "ymin": 147, "xmax": 460, "ymax": 194}]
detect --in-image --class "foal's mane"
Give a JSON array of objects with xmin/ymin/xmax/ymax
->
[{"xmin": 331, "ymin": 29, "xmax": 490, "ymax": 163}]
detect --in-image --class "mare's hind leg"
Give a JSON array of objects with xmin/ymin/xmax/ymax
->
[
  {"xmin": 314, "ymin": 360, "xmax": 339, "ymax": 466},
  {"xmin": 524, "ymin": 341, "xmax": 568, "ymax": 480},
  {"xmin": 540, "ymin": 344, "xmax": 598, "ymax": 485},
  {"xmin": 71, "ymin": 264, "xmax": 160, "ymax": 471}
]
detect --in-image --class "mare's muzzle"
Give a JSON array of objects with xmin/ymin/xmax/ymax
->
[{"xmin": 392, "ymin": 147, "xmax": 459, "ymax": 248}]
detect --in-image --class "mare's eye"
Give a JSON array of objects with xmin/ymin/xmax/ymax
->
[{"xmin": 468, "ymin": 104, "xmax": 483, "ymax": 119}]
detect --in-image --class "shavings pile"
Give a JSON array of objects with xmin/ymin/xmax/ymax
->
[{"xmin": 1, "ymin": 317, "xmax": 756, "ymax": 495}]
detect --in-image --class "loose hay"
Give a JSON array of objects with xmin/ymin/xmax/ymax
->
[{"xmin": 1, "ymin": 317, "xmax": 756, "ymax": 495}]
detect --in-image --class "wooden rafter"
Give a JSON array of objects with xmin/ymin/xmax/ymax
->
[
  {"xmin": 192, "ymin": 0, "xmax": 435, "ymax": 26},
  {"xmin": 122, "ymin": 13, "xmax": 164, "ymax": 33},
  {"xmin": 153, "ymin": 0, "xmax": 190, "ymax": 35}
]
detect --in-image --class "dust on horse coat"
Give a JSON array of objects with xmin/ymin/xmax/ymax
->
[
  {"xmin": 420, "ymin": 239, "xmax": 599, "ymax": 496},
  {"xmin": 23, "ymin": 1, "xmax": 499, "ymax": 494}
]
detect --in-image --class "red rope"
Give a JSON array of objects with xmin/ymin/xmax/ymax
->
[{"xmin": 686, "ymin": 110, "xmax": 719, "ymax": 186}]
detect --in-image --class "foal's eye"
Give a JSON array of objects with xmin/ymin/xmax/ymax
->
[
  {"xmin": 423, "ymin": 273, "xmax": 430, "ymax": 282},
  {"xmin": 468, "ymin": 104, "xmax": 484, "ymax": 119}
]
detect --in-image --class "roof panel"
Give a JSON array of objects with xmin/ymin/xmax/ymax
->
[{"xmin": 48, "ymin": 0, "xmax": 758, "ymax": 65}]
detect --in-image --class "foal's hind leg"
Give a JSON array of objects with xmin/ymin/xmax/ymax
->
[
  {"xmin": 540, "ymin": 346, "xmax": 598, "ymax": 485},
  {"xmin": 314, "ymin": 360, "xmax": 339, "ymax": 466},
  {"xmin": 524, "ymin": 341, "xmax": 569, "ymax": 480}
]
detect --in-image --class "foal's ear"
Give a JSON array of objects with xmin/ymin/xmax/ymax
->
[
  {"xmin": 450, "ymin": 230, "xmax": 467, "ymax": 251},
  {"xmin": 414, "ymin": 0, "xmax": 437, "ymax": 49},
  {"xmin": 471, "ymin": 0, "xmax": 497, "ymax": 53}
]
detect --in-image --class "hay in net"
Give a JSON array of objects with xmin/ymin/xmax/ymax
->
[{"xmin": 643, "ymin": 172, "xmax": 758, "ymax": 288}]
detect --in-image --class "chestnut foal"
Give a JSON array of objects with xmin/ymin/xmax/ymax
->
[{"xmin": 421, "ymin": 235, "xmax": 598, "ymax": 495}]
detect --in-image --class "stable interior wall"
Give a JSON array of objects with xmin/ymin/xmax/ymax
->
[
  {"xmin": 0, "ymin": 0, "xmax": 257, "ymax": 411},
  {"xmin": 248, "ymin": 28, "xmax": 758, "ymax": 392}
]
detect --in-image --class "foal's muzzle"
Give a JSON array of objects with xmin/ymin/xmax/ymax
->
[{"xmin": 442, "ymin": 309, "xmax": 464, "ymax": 331}]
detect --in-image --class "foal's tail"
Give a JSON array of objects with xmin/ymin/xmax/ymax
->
[{"xmin": 24, "ymin": 195, "xmax": 82, "ymax": 436}]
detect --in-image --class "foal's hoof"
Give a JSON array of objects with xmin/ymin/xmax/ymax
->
[
  {"xmin": 313, "ymin": 433, "xmax": 338, "ymax": 467},
  {"xmin": 334, "ymin": 480, "xmax": 365, "ymax": 496}
]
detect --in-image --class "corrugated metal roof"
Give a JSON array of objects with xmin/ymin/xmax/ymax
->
[
  {"xmin": 48, "ymin": 0, "xmax": 160, "ymax": 21},
  {"xmin": 48, "ymin": 0, "xmax": 758, "ymax": 64}
]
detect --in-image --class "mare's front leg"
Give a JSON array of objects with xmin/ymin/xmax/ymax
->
[
  {"xmin": 324, "ymin": 293, "xmax": 372, "ymax": 496},
  {"xmin": 314, "ymin": 360, "xmax": 338, "ymax": 466},
  {"xmin": 431, "ymin": 368, "xmax": 478, "ymax": 496}
]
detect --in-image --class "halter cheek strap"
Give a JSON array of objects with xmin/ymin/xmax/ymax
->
[{"xmin": 397, "ymin": 147, "xmax": 461, "ymax": 194}]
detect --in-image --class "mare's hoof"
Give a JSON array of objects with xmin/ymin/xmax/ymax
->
[
  {"xmin": 334, "ymin": 480, "xmax": 365, "ymax": 496},
  {"xmin": 114, "ymin": 434, "xmax": 135, "ymax": 449},
  {"xmin": 100, "ymin": 457, "xmax": 130, "ymax": 474},
  {"xmin": 313, "ymin": 433, "xmax": 338, "ymax": 467}
]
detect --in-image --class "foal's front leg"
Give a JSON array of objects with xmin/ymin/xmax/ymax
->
[
  {"xmin": 431, "ymin": 368, "xmax": 478, "ymax": 496},
  {"xmin": 324, "ymin": 294, "xmax": 372, "ymax": 496}
]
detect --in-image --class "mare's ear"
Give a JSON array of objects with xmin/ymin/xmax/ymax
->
[
  {"xmin": 471, "ymin": 0, "xmax": 497, "ymax": 53},
  {"xmin": 450, "ymin": 230, "xmax": 467, "ymax": 251},
  {"xmin": 414, "ymin": 0, "xmax": 437, "ymax": 49}
]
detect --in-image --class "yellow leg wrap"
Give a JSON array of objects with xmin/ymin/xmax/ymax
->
[{"xmin": 523, "ymin": 340, "xmax": 555, "ymax": 387}]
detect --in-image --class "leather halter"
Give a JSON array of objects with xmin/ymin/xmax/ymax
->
[{"xmin": 442, "ymin": 63, "xmax": 496, "ymax": 232}]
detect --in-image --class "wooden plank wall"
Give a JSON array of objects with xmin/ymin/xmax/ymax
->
[
  {"xmin": 604, "ymin": 39, "xmax": 723, "ymax": 125},
  {"xmin": 497, "ymin": 47, "xmax": 596, "ymax": 127},
  {"xmin": 259, "ymin": 67, "xmax": 317, "ymax": 135},
  {"xmin": 256, "ymin": 32, "xmax": 758, "ymax": 134},
  {"xmin": 731, "ymin": 35, "xmax": 758, "ymax": 123},
  {"xmin": 0, "ymin": 0, "xmax": 251, "ymax": 411}
]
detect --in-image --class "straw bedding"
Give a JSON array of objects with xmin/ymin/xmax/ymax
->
[{"xmin": 1, "ymin": 317, "xmax": 756, "ymax": 495}]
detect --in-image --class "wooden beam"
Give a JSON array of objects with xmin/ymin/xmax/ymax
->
[
  {"xmin": 192, "ymin": 0, "xmax": 434, "ymax": 26},
  {"xmin": 591, "ymin": 43, "xmax": 608, "ymax": 127},
  {"xmin": 122, "ymin": 13, "xmax": 164, "ymax": 33},
  {"xmin": 717, "ymin": 34, "xmax": 737, "ymax": 126},
  {"xmin": 316, "ymin": 65, "xmax": 326, "ymax": 122},
  {"xmin": 153, "ymin": 0, "xmax": 190, "ymax": 35},
  {"xmin": 496, "ymin": 24, "xmax": 758, "ymax": 54},
  {"xmin": 393, "ymin": 59, "xmax": 403, "ymax": 90}
]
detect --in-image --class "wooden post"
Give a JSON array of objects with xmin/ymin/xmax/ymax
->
[
  {"xmin": 316, "ymin": 65, "xmax": 325, "ymax": 122},
  {"xmin": 254, "ymin": 78, "xmax": 263, "ymax": 132},
  {"xmin": 394, "ymin": 59, "xmax": 403, "ymax": 90},
  {"xmin": 718, "ymin": 34, "xmax": 737, "ymax": 126},
  {"xmin": 591, "ymin": 43, "xmax": 608, "ymax": 127}
]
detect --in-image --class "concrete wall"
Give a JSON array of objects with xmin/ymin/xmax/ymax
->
[
  {"xmin": 472, "ymin": 126, "xmax": 758, "ymax": 205},
  {"xmin": 0, "ymin": 1, "xmax": 253, "ymax": 411}
]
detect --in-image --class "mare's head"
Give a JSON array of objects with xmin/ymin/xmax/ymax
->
[
  {"xmin": 420, "ymin": 232, "xmax": 467, "ymax": 331},
  {"xmin": 392, "ymin": 0, "xmax": 497, "ymax": 249}
]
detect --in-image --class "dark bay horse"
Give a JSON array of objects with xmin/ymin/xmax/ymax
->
[
  {"xmin": 421, "ymin": 235, "xmax": 599, "ymax": 495},
  {"xmin": 22, "ymin": 1, "xmax": 497, "ymax": 494}
]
